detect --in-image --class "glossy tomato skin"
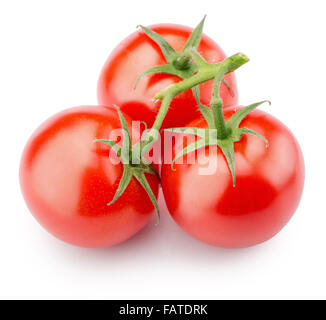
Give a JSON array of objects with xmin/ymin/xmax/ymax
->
[
  {"xmin": 161, "ymin": 108, "xmax": 305, "ymax": 248},
  {"xmin": 20, "ymin": 106, "xmax": 159, "ymax": 248},
  {"xmin": 98, "ymin": 24, "xmax": 237, "ymax": 129}
]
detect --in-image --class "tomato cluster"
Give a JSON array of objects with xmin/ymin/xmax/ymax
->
[{"xmin": 20, "ymin": 18, "xmax": 304, "ymax": 248}]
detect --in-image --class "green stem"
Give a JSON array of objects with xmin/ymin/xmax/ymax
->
[
  {"xmin": 141, "ymin": 52, "xmax": 249, "ymax": 153},
  {"xmin": 210, "ymin": 68, "xmax": 228, "ymax": 139}
]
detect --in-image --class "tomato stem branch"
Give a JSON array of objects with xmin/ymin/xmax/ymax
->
[
  {"xmin": 210, "ymin": 68, "xmax": 228, "ymax": 139},
  {"xmin": 140, "ymin": 52, "xmax": 249, "ymax": 153}
]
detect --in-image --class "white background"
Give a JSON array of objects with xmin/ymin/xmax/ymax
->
[{"xmin": 1, "ymin": 0, "xmax": 325, "ymax": 300}]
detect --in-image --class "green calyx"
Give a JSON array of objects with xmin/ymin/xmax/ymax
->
[
  {"xmin": 134, "ymin": 16, "xmax": 233, "ymax": 102},
  {"xmin": 94, "ymin": 106, "xmax": 160, "ymax": 223},
  {"xmin": 164, "ymin": 70, "xmax": 270, "ymax": 186}
]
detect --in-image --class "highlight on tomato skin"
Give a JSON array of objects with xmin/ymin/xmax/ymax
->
[
  {"xmin": 19, "ymin": 106, "xmax": 159, "ymax": 248},
  {"xmin": 97, "ymin": 23, "xmax": 238, "ymax": 129},
  {"xmin": 161, "ymin": 108, "xmax": 305, "ymax": 248}
]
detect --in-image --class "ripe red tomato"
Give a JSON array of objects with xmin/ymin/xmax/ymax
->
[
  {"xmin": 161, "ymin": 108, "xmax": 305, "ymax": 247},
  {"xmin": 97, "ymin": 24, "xmax": 237, "ymax": 129},
  {"xmin": 20, "ymin": 106, "xmax": 159, "ymax": 248}
]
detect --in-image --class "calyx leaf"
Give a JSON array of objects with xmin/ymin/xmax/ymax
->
[
  {"xmin": 133, "ymin": 170, "xmax": 160, "ymax": 224},
  {"xmin": 134, "ymin": 64, "xmax": 179, "ymax": 89},
  {"xmin": 181, "ymin": 15, "xmax": 206, "ymax": 53},
  {"xmin": 93, "ymin": 139, "xmax": 121, "ymax": 157},
  {"xmin": 137, "ymin": 25, "xmax": 177, "ymax": 63},
  {"xmin": 108, "ymin": 165, "xmax": 133, "ymax": 205},
  {"xmin": 226, "ymin": 100, "xmax": 271, "ymax": 130}
]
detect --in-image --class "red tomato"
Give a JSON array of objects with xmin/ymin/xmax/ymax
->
[
  {"xmin": 98, "ymin": 24, "xmax": 237, "ymax": 129},
  {"xmin": 20, "ymin": 106, "xmax": 159, "ymax": 248},
  {"xmin": 161, "ymin": 108, "xmax": 305, "ymax": 247}
]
